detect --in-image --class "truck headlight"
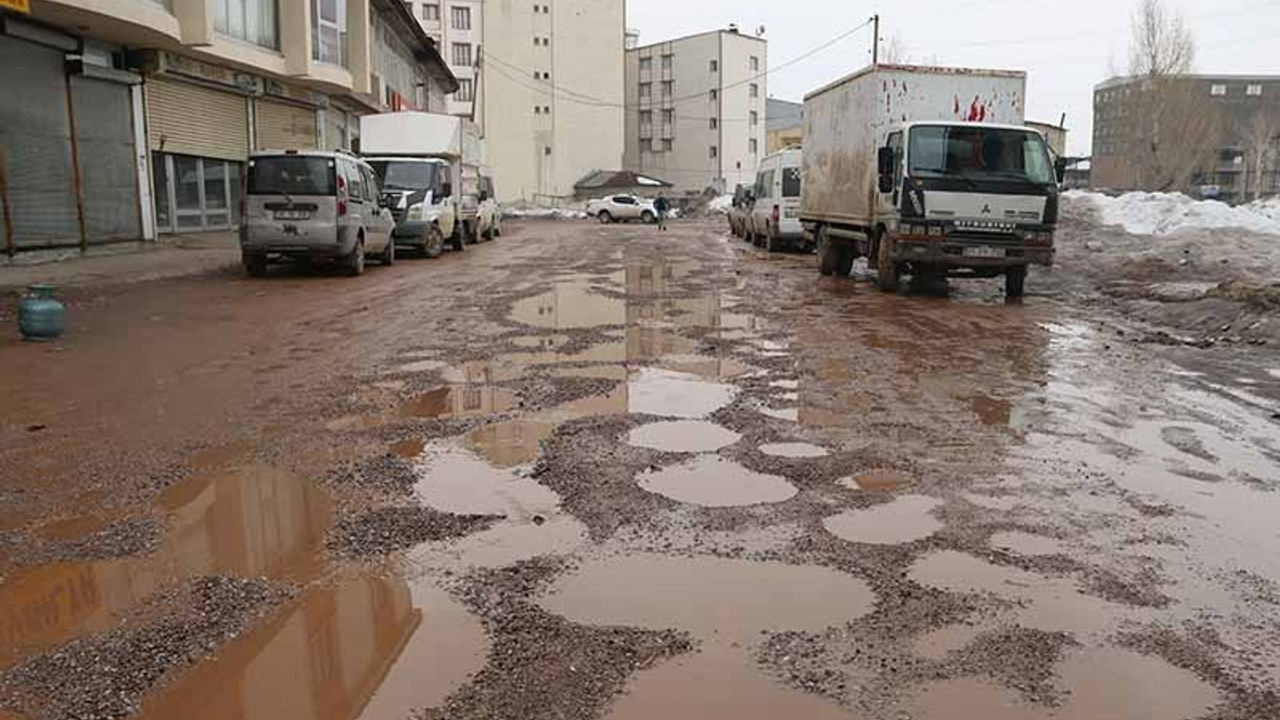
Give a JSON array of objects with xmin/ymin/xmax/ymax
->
[{"xmin": 407, "ymin": 202, "xmax": 425, "ymax": 221}]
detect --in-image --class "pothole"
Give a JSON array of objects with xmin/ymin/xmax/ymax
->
[
  {"xmin": 638, "ymin": 455, "xmax": 798, "ymax": 507},
  {"xmin": 839, "ymin": 468, "xmax": 917, "ymax": 491},
  {"xmin": 628, "ymin": 368, "xmax": 737, "ymax": 419},
  {"xmin": 626, "ymin": 421, "xmax": 742, "ymax": 453},
  {"xmin": 823, "ymin": 495, "xmax": 944, "ymax": 545},
  {"xmin": 758, "ymin": 442, "xmax": 829, "ymax": 458},
  {"xmin": 990, "ymin": 531, "xmax": 1068, "ymax": 557}
]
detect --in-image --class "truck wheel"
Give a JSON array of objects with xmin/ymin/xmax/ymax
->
[
  {"xmin": 598, "ymin": 211, "xmax": 613, "ymax": 224},
  {"xmin": 817, "ymin": 228, "xmax": 838, "ymax": 276},
  {"xmin": 766, "ymin": 229, "xmax": 779, "ymax": 253},
  {"xmin": 484, "ymin": 224, "xmax": 496, "ymax": 242},
  {"xmin": 875, "ymin": 234, "xmax": 899, "ymax": 292},
  {"xmin": 346, "ymin": 242, "xmax": 365, "ymax": 277},
  {"xmin": 836, "ymin": 245, "xmax": 855, "ymax": 277},
  {"xmin": 423, "ymin": 225, "xmax": 445, "ymax": 259},
  {"xmin": 1005, "ymin": 266, "xmax": 1027, "ymax": 299},
  {"xmin": 381, "ymin": 237, "xmax": 396, "ymax": 266}
]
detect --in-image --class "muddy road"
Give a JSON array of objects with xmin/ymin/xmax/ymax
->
[{"xmin": 2, "ymin": 219, "xmax": 1279, "ymax": 720}]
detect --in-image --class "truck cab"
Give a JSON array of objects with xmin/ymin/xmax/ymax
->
[
  {"xmin": 872, "ymin": 121, "xmax": 1059, "ymax": 296},
  {"xmin": 365, "ymin": 157, "xmax": 458, "ymax": 258}
]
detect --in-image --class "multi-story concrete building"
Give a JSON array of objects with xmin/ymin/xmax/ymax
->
[
  {"xmin": 766, "ymin": 98, "xmax": 803, "ymax": 154},
  {"xmin": 0, "ymin": 0, "xmax": 455, "ymax": 254},
  {"xmin": 623, "ymin": 28, "xmax": 767, "ymax": 196},
  {"xmin": 403, "ymin": 0, "xmax": 626, "ymax": 204},
  {"xmin": 1093, "ymin": 74, "xmax": 1280, "ymax": 203}
]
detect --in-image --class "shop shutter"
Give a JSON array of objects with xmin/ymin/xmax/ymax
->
[
  {"xmin": 146, "ymin": 78, "xmax": 249, "ymax": 161},
  {"xmin": 70, "ymin": 75, "xmax": 141, "ymax": 243},
  {"xmin": 0, "ymin": 35, "xmax": 80, "ymax": 248},
  {"xmin": 255, "ymin": 99, "xmax": 319, "ymax": 152},
  {"xmin": 323, "ymin": 109, "xmax": 349, "ymax": 152}
]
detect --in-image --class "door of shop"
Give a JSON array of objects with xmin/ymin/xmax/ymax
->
[{"xmin": 151, "ymin": 153, "xmax": 241, "ymax": 233}]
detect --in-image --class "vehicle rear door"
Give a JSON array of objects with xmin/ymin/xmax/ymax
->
[{"xmin": 244, "ymin": 154, "xmax": 338, "ymax": 246}]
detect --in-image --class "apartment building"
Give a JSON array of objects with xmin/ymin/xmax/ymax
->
[
  {"xmin": 766, "ymin": 98, "xmax": 803, "ymax": 153},
  {"xmin": 1093, "ymin": 74, "xmax": 1280, "ymax": 203},
  {"xmin": 623, "ymin": 28, "xmax": 768, "ymax": 195},
  {"xmin": 0, "ymin": 0, "xmax": 455, "ymax": 254},
  {"xmin": 405, "ymin": 0, "xmax": 482, "ymax": 117}
]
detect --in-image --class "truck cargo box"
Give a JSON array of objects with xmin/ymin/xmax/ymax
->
[{"xmin": 359, "ymin": 112, "xmax": 483, "ymax": 164}]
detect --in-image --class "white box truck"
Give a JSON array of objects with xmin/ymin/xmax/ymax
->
[
  {"xmin": 359, "ymin": 113, "xmax": 490, "ymax": 257},
  {"xmin": 801, "ymin": 64, "xmax": 1063, "ymax": 298}
]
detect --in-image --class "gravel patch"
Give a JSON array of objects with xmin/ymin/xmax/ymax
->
[{"xmin": 326, "ymin": 506, "xmax": 503, "ymax": 557}]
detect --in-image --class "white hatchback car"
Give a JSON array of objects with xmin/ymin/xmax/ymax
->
[{"xmin": 586, "ymin": 194, "xmax": 658, "ymax": 224}]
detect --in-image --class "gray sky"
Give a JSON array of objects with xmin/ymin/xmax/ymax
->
[{"xmin": 626, "ymin": 0, "xmax": 1277, "ymax": 156}]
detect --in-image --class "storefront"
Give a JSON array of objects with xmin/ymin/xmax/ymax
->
[{"xmin": 1, "ymin": 21, "xmax": 143, "ymax": 252}]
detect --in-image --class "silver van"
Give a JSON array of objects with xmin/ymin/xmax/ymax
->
[{"xmin": 240, "ymin": 150, "xmax": 396, "ymax": 276}]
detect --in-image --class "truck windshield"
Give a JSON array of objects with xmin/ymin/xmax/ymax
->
[
  {"xmin": 248, "ymin": 156, "xmax": 335, "ymax": 196},
  {"xmin": 368, "ymin": 161, "xmax": 440, "ymax": 192},
  {"xmin": 908, "ymin": 126, "xmax": 1054, "ymax": 185}
]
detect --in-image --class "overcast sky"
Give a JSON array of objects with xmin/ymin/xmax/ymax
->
[{"xmin": 626, "ymin": 0, "xmax": 1277, "ymax": 156}]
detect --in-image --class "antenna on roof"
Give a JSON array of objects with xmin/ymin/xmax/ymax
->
[{"xmin": 756, "ymin": 25, "xmax": 766, "ymax": 37}]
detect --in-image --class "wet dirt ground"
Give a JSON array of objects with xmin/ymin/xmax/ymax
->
[{"xmin": 2, "ymin": 219, "xmax": 1279, "ymax": 720}]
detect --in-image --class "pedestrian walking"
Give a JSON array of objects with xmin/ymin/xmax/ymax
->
[{"xmin": 654, "ymin": 195, "xmax": 670, "ymax": 231}]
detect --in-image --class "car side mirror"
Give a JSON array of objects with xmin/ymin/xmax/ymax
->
[
  {"xmin": 1054, "ymin": 157, "xmax": 1068, "ymax": 185},
  {"xmin": 877, "ymin": 146, "xmax": 896, "ymax": 194}
]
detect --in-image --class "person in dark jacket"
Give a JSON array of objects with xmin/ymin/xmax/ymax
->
[{"xmin": 653, "ymin": 195, "xmax": 670, "ymax": 231}]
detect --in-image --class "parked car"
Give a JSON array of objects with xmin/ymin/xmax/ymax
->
[
  {"xmin": 240, "ymin": 150, "xmax": 396, "ymax": 277},
  {"xmin": 476, "ymin": 175, "xmax": 502, "ymax": 241},
  {"xmin": 586, "ymin": 195, "xmax": 658, "ymax": 224},
  {"xmin": 728, "ymin": 183, "xmax": 752, "ymax": 238},
  {"xmin": 747, "ymin": 147, "xmax": 809, "ymax": 252}
]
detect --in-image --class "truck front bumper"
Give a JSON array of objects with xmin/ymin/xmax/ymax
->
[
  {"xmin": 392, "ymin": 221, "xmax": 430, "ymax": 242},
  {"xmin": 893, "ymin": 239, "xmax": 1055, "ymax": 268}
]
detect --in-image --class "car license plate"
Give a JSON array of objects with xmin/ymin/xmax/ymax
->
[
  {"xmin": 963, "ymin": 246, "xmax": 1006, "ymax": 259},
  {"xmin": 274, "ymin": 210, "xmax": 310, "ymax": 220}
]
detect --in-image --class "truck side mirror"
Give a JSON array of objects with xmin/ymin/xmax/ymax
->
[
  {"xmin": 1054, "ymin": 157, "xmax": 1068, "ymax": 185},
  {"xmin": 877, "ymin": 147, "xmax": 896, "ymax": 194},
  {"xmin": 440, "ymin": 183, "xmax": 453, "ymax": 200}
]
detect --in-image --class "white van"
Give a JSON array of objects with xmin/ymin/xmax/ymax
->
[{"xmin": 747, "ymin": 147, "xmax": 808, "ymax": 253}]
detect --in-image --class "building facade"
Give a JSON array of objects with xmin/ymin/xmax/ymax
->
[
  {"xmin": 623, "ymin": 28, "xmax": 767, "ymax": 196},
  {"xmin": 404, "ymin": 0, "xmax": 482, "ymax": 117},
  {"xmin": 1093, "ymin": 74, "xmax": 1280, "ymax": 203},
  {"xmin": 1026, "ymin": 120, "xmax": 1068, "ymax": 159},
  {"xmin": 766, "ymin": 98, "xmax": 802, "ymax": 154},
  {"xmin": 1, "ymin": 0, "xmax": 454, "ymax": 254}
]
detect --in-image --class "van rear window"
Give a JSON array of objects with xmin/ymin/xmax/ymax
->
[
  {"xmin": 782, "ymin": 167, "xmax": 802, "ymax": 198},
  {"xmin": 248, "ymin": 157, "xmax": 336, "ymax": 196}
]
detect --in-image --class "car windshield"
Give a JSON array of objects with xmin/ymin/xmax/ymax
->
[
  {"xmin": 908, "ymin": 126, "xmax": 1055, "ymax": 185},
  {"xmin": 368, "ymin": 161, "xmax": 440, "ymax": 192},
  {"xmin": 248, "ymin": 156, "xmax": 335, "ymax": 196}
]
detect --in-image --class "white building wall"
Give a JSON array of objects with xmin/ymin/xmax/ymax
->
[
  {"xmin": 624, "ymin": 30, "xmax": 766, "ymax": 196},
  {"xmin": 406, "ymin": 0, "xmax": 482, "ymax": 116}
]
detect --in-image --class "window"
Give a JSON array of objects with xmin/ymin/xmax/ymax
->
[
  {"xmin": 750, "ymin": 110, "xmax": 758, "ymax": 126},
  {"xmin": 782, "ymin": 167, "xmax": 801, "ymax": 197},
  {"xmin": 1210, "ymin": 84, "xmax": 1227, "ymax": 96},
  {"xmin": 639, "ymin": 110, "xmax": 653, "ymax": 125},
  {"xmin": 749, "ymin": 138, "xmax": 758, "ymax": 154},
  {"xmin": 750, "ymin": 55, "xmax": 759, "ymax": 71},
  {"xmin": 639, "ymin": 82, "xmax": 651, "ymax": 99},
  {"xmin": 1247, "ymin": 84, "xmax": 1263, "ymax": 96},
  {"xmin": 907, "ymin": 125, "xmax": 1055, "ymax": 185},
  {"xmin": 544, "ymin": 106, "xmax": 551, "ymax": 114},
  {"xmin": 641, "ymin": 139, "xmax": 653, "ymax": 153},
  {"xmin": 710, "ymin": 60, "xmax": 718, "ymax": 73},
  {"xmin": 749, "ymin": 83, "xmax": 759, "ymax": 98},
  {"xmin": 661, "ymin": 139, "xmax": 673, "ymax": 152},
  {"xmin": 709, "ymin": 117, "xmax": 718, "ymax": 130},
  {"xmin": 661, "ymin": 80, "xmax": 673, "ymax": 98},
  {"xmin": 535, "ymin": 106, "xmax": 541, "ymax": 114},
  {"xmin": 310, "ymin": 0, "xmax": 346, "ymax": 65},
  {"xmin": 451, "ymin": 5, "xmax": 470, "ymax": 29},
  {"xmin": 661, "ymin": 54, "xmax": 672, "ymax": 71},
  {"xmin": 710, "ymin": 89, "xmax": 718, "ymax": 101},
  {"xmin": 639, "ymin": 57, "xmax": 652, "ymax": 72},
  {"xmin": 215, "ymin": 0, "xmax": 279, "ymax": 49},
  {"xmin": 710, "ymin": 145, "xmax": 718, "ymax": 159},
  {"xmin": 456, "ymin": 78, "xmax": 474, "ymax": 102},
  {"xmin": 661, "ymin": 109, "xmax": 674, "ymax": 125},
  {"xmin": 453, "ymin": 42, "xmax": 472, "ymax": 67},
  {"xmin": 422, "ymin": 2, "xmax": 438, "ymax": 20}
]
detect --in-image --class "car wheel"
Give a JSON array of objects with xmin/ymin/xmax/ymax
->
[
  {"xmin": 423, "ymin": 225, "xmax": 445, "ymax": 259},
  {"xmin": 598, "ymin": 211, "xmax": 613, "ymax": 224},
  {"xmin": 381, "ymin": 237, "xmax": 396, "ymax": 266},
  {"xmin": 346, "ymin": 241, "xmax": 365, "ymax": 277},
  {"xmin": 641, "ymin": 210, "xmax": 655, "ymax": 224},
  {"xmin": 244, "ymin": 255, "xmax": 268, "ymax": 277}
]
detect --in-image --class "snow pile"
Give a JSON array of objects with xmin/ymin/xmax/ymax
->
[
  {"xmin": 708, "ymin": 195, "xmax": 734, "ymax": 215},
  {"xmin": 1065, "ymin": 191, "xmax": 1280, "ymax": 236},
  {"xmin": 502, "ymin": 207, "xmax": 588, "ymax": 220}
]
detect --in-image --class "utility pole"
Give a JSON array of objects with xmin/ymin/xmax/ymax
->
[{"xmin": 871, "ymin": 14, "xmax": 880, "ymax": 67}]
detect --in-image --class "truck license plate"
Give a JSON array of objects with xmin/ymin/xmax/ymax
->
[
  {"xmin": 963, "ymin": 246, "xmax": 1006, "ymax": 259},
  {"xmin": 274, "ymin": 210, "xmax": 310, "ymax": 220}
]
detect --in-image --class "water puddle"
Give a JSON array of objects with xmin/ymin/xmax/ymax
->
[
  {"xmin": 657, "ymin": 354, "xmax": 754, "ymax": 380},
  {"xmin": 962, "ymin": 491, "xmax": 1021, "ymax": 511},
  {"xmin": 840, "ymin": 468, "xmax": 916, "ymax": 491},
  {"xmin": 512, "ymin": 334, "xmax": 570, "ymax": 349},
  {"xmin": 133, "ymin": 576, "xmax": 488, "ymax": 720},
  {"xmin": 902, "ymin": 678, "xmax": 1043, "ymax": 720},
  {"xmin": 510, "ymin": 281, "xmax": 626, "ymax": 329},
  {"xmin": 823, "ymin": 495, "xmax": 943, "ymax": 545},
  {"xmin": 394, "ymin": 359, "xmax": 447, "ymax": 374},
  {"xmin": 539, "ymin": 553, "xmax": 875, "ymax": 642},
  {"xmin": 31, "ymin": 514, "xmax": 115, "ymax": 542},
  {"xmin": 990, "ymin": 531, "xmax": 1067, "ymax": 557},
  {"xmin": 462, "ymin": 383, "xmax": 628, "ymax": 467},
  {"xmin": 758, "ymin": 405, "xmax": 799, "ymax": 422},
  {"xmin": 413, "ymin": 445, "xmax": 561, "ymax": 521},
  {"xmin": 389, "ymin": 438, "xmax": 426, "ymax": 460},
  {"xmin": 626, "ymin": 420, "xmax": 742, "ymax": 453},
  {"xmin": 628, "ymin": 368, "xmax": 737, "ymax": 419},
  {"xmin": 399, "ymin": 386, "xmax": 517, "ymax": 419},
  {"xmin": 770, "ymin": 380, "xmax": 799, "ymax": 390},
  {"xmin": 1052, "ymin": 648, "xmax": 1220, "ymax": 720},
  {"xmin": 638, "ymin": 456, "xmax": 798, "ymax": 507},
  {"xmin": 759, "ymin": 442, "xmax": 829, "ymax": 458},
  {"xmin": 912, "ymin": 624, "xmax": 986, "ymax": 660},
  {"xmin": 605, "ymin": 645, "xmax": 866, "ymax": 720},
  {"xmin": 409, "ymin": 514, "xmax": 587, "ymax": 570}
]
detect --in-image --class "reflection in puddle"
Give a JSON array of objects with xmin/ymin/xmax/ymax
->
[
  {"xmin": 0, "ymin": 466, "xmax": 331, "ymax": 670},
  {"xmin": 628, "ymin": 368, "xmax": 737, "ymax": 419},
  {"xmin": 414, "ymin": 446, "xmax": 560, "ymax": 521},
  {"xmin": 757, "ymin": 405, "xmax": 800, "ymax": 422},
  {"xmin": 399, "ymin": 386, "xmax": 517, "ymax": 419},
  {"xmin": 133, "ymin": 576, "xmax": 488, "ymax": 720},
  {"xmin": 540, "ymin": 553, "xmax": 875, "ymax": 642},
  {"xmin": 462, "ymin": 384, "xmax": 629, "ymax": 467},
  {"xmin": 512, "ymin": 334, "xmax": 570, "ymax": 349},
  {"xmin": 626, "ymin": 420, "xmax": 741, "ymax": 453},
  {"xmin": 409, "ymin": 514, "xmax": 588, "ymax": 571},
  {"xmin": 657, "ymin": 354, "xmax": 754, "ymax": 380},
  {"xmin": 638, "ymin": 456, "xmax": 798, "ymax": 508},
  {"xmin": 509, "ymin": 281, "xmax": 626, "ymax": 329},
  {"xmin": 841, "ymin": 469, "xmax": 916, "ymax": 491},
  {"xmin": 770, "ymin": 380, "xmax": 799, "ymax": 390},
  {"xmin": 823, "ymin": 495, "xmax": 943, "ymax": 545},
  {"xmin": 606, "ymin": 645, "xmax": 864, "ymax": 720},
  {"xmin": 759, "ymin": 442, "xmax": 829, "ymax": 458}
]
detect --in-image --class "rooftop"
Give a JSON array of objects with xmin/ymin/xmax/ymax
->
[{"xmin": 628, "ymin": 26, "xmax": 767, "ymax": 53}]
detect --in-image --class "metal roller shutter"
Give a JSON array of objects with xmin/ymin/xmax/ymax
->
[
  {"xmin": 146, "ymin": 78, "xmax": 249, "ymax": 161},
  {"xmin": 255, "ymin": 99, "xmax": 319, "ymax": 152},
  {"xmin": 0, "ymin": 35, "xmax": 79, "ymax": 248},
  {"xmin": 71, "ymin": 75, "xmax": 140, "ymax": 243}
]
